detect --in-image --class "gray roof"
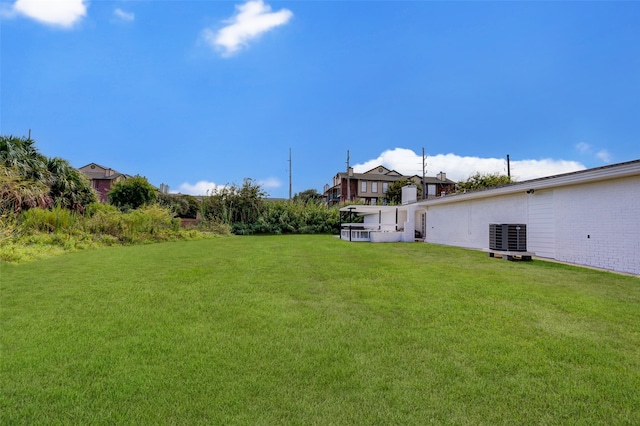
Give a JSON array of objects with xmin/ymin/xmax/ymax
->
[
  {"xmin": 79, "ymin": 163, "xmax": 128, "ymax": 180},
  {"xmin": 335, "ymin": 171, "xmax": 456, "ymax": 184}
]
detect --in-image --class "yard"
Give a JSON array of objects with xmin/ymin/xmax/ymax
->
[{"xmin": 1, "ymin": 235, "xmax": 639, "ymax": 424}]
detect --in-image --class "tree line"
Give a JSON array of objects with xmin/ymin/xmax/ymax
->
[
  {"xmin": 1, "ymin": 134, "xmax": 513, "ymax": 254},
  {"xmin": 0, "ymin": 135, "xmax": 341, "ymax": 253}
]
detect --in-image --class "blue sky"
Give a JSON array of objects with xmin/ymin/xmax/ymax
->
[{"xmin": 2, "ymin": 0, "xmax": 639, "ymax": 197}]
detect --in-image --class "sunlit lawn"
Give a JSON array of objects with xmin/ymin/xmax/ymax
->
[{"xmin": 1, "ymin": 235, "xmax": 639, "ymax": 424}]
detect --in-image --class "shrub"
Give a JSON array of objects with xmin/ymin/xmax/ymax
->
[
  {"xmin": 108, "ymin": 175, "xmax": 157, "ymax": 211},
  {"xmin": 19, "ymin": 206, "xmax": 79, "ymax": 234},
  {"xmin": 125, "ymin": 205, "xmax": 180, "ymax": 235},
  {"xmin": 224, "ymin": 200, "xmax": 340, "ymax": 235},
  {"xmin": 1, "ymin": 202, "xmax": 226, "ymax": 263},
  {"xmin": 157, "ymin": 194, "xmax": 200, "ymax": 219},
  {"xmin": 85, "ymin": 204, "xmax": 124, "ymax": 237},
  {"xmin": 197, "ymin": 220, "xmax": 232, "ymax": 235}
]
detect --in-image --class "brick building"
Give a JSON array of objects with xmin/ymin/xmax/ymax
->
[
  {"xmin": 324, "ymin": 165, "xmax": 455, "ymax": 206},
  {"xmin": 78, "ymin": 163, "xmax": 130, "ymax": 203}
]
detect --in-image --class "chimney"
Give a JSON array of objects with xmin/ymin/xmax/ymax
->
[
  {"xmin": 437, "ymin": 171, "xmax": 446, "ymax": 181},
  {"xmin": 401, "ymin": 185, "xmax": 417, "ymax": 205},
  {"xmin": 348, "ymin": 167, "xmax": 354, "ymax": 177}
]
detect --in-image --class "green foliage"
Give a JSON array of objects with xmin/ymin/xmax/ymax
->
[
  {"xmin": 0, "ymin": 204, "xmax": 225, "ymax": 263},
  {"xmin": 85, "ymin": 202, "xmax": 119, "ymax": 217},
  {"xmin": 157, "ymin": 193, "xmax": 200, "ymax": 218},
  {"xmin": 182, "ymin": 194, "xmax": 200, "ymax": 218},
  {"xmin": 233, "ymin": 200, "xmax": 339, "ymax": 235},
  {"xmin": 126, "ymin": 205, "xmax": 181, "ymax": 235},
  {"xmin": 157, "ymin": 192, "xmax": 188, "ymax": 216},
  {"xmin": 0, "ymin": 164, "xmax": 50, "ymax": 214},
  {"xmin": 46, "ymin": 157, "xmax": 96, "ymax": 211},
  {"xmin": 200, "ymin": 179, "xmax": 339, "ymax": 235},
  {"xmin": 384, "ymin": 179, "xmax": 421, "ymax": 205},
  {"xmin": 293, "ymin": 188, "xmax": 323, "ymax": 204},
  {"xmin": 201, "ymin": 178, "xmax": 266, "ymax": 226},
  {"xmin": 0, "ymin": 135, "xmax": 96, "ymax": 213},
  {"xmin": 197, "ymin": 220, "xmax": 232, "ymax": 235},
  {"xmin": 108, "ymin": 175, "xmax": 157, "ymax": 211},
  {"xmin": 85, "ymin": 204, "xmax": 179, "ymax": 242},
  {"xmin": 456, "ymin": 172, "xmax": 514, "ymax": 193},
  {"xmin": 0, "ymin": 135, "xmax": 48, "ymax": 183},
  {"xmin": 19, "ymin": 206, "xmax": 80, "ymax": 234},
  {"xmin": 84, "ymin": 203, "xmax": 125, "ymax": 237}
]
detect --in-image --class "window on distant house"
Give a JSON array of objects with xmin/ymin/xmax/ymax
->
[
  {"xmin": 383, "ymin": 182, "xmax": 388, "ymax": 193},
  {"xmin": 428, "ymin": 184, "xmax": 436, "ymax": 196},
  {"xmin": 361, "ymin": 181, "xmax": 367, "ymax": 193},
  {"xmin": 372, "ymin": 182, "xmax": 378, "ymax": 193}
]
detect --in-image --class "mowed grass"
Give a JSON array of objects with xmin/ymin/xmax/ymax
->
[{"xmin": 1, "ymin": 235, "xmax": 639, "ymax": 425}]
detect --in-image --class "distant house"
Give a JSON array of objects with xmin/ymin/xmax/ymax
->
[
  {"xmin": 78, "ymin": 163, "xmax": 130, "ymax": 203},
  {"xmin": 324, "ymin": 165, "xmax": 455, "ymax": 206}
]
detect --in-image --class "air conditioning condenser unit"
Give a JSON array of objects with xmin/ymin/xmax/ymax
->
[{"xmin": 489, "ymin": 224, "xmax": 527, "ymax": 252}]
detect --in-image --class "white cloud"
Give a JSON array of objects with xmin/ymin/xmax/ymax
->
[
  {"xmin": 114, "ymin": 8, "xmax": 134, "ymax": 22},
  {"xmin": 7, "ymin": 0, "xmax": 87, "ymax": 28},
  {"xmin": 596, "ymin": 149, "xmax": 612, "ymax": 163},
  {"xmin": 175, "ymin": 178, "xmax": 280, "ymax": 196},
  {"xmin": 202, "ymin": 0, "xmax": 293, "ymax": 56},
  {"xmin": 352, "ymin": 148, "xmax": 586, "ymax": 182},
  {"xmin": 575, "ymin": 142, "xmax": 592, "ymax": 154},
  {"xmin": 174, "ymin": 181, "xmax": 226, "ymax": 196},
  {"xmin": 575, "ymin": 141, "xmax": 613, "ymax": 164},
  {"xmin": 258, "ymin": 177, "xmax": 281, "ymax": 189}
]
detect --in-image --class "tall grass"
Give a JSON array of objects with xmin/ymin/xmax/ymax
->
[
  {"xmin": 19, "ymin": 205, "xmax": 80, "ymax": 234},
  {"xmin": 0, "ymin": 204, "xmax": 219, "ymax": 263}
]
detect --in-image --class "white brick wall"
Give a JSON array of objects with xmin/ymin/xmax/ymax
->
[
  {"xmin": 553, "ymin": 176, "xmax": 639, "ymax": 275},
  {"xmin": 423, "ymin": 174, "xmax": 640, "ymax": 275},
  {"xmin": 425, "ymin": 194, "xmax": 527, "ymax": 250}
]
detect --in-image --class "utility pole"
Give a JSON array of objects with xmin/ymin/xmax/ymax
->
[
  {"xmin": 506, "ymin": 154, "xmax": 511, "ymax": 178},
  {"xmin": 346, "ymin": 150, "xmax": 351, "ymax": 202},
  {"xmin": 422, "ymin": 147, "xmax": 427, "ymax": 200},
  {"xmin": 288, "ymin": 148, "xmax": 292, "ymax": 200}
]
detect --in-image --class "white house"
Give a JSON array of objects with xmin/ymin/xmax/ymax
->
[{"xmin": 341, "ymin": 159, "xmax": 640, "ymax": 275}]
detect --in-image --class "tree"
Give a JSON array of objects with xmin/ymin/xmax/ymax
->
[
  {"xmin": 455, "ymin": 172, "xmax": 513, "ymax": 193},
  {"xmin": 201, "ymin": 178, "xmax": 266, "ymax": 228},
  {"xmin": 0, "ymin": 135, "xmax": 96, "ymax": 212},
  {"xmin": 0, "ymin": 135, "xmax": 49, "ymax": 183},
  {"xmin": 293, "ymin": 188, "xmax": 323, "ymax": 204},
  {"xmin": 182, "ymin": 194, "xmax": 200, "ymax": 218},
  {"xmin": 108, "ymin": 175, "xmax": 157, "ymax": 211},
  {"xmin": 0, "ymin": 164, "xmax": 50, "ymax": 214},
  {"xmin": 157, "ymin": 193, "xmax": 200, "ymax": 218},
  {"xmin": 46, "ymin": 157, "xmax": 96, "ymax": 211},
  {"xmin": 384, "ymin": 179, "xmax": 422, "ymax": 205}
]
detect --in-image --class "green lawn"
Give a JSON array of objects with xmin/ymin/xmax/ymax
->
[{"xmin": 1, "ymin": 235, "xmax": 639, "ymax": 424}]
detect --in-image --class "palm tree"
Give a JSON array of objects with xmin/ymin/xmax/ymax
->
[
  {"xmin": 46, "ymin": 157, "xmax": 96, "ymax": 211},
  {"xmin": 0, "ymin": 164, "xmax": 50, "ymax": 213},
  {"xmin": 1, "ymin": 135, "xmax": 96, "ymax": 213},
  {"xmin": 0, "ymin": 135, "xmax": 49, "ymax": 184}
]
